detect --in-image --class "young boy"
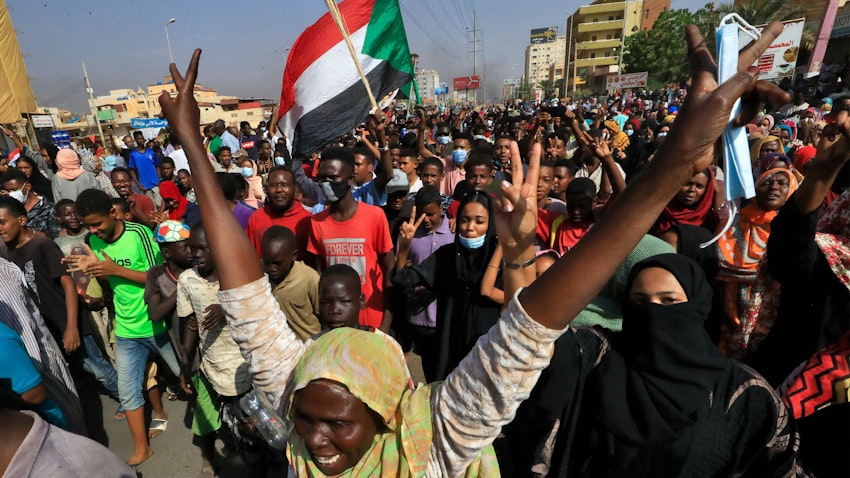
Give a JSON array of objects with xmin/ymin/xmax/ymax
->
[
  {"xmin": 315, "ymin": 264, "xmax": 367, "ymax": 331},
  {"xmin": 145, "ymin": 220, "xmax": 195, "ymax": 401},
  {"xmin": 261, "ymin": 225, "xmax": 321, "ymax": 342},
  {"xmin": 177, "ymin": 223, "xmax": 252, "ymax": 475},
  {"xmin": 307, "ymin": 147, "xmax": 394, "ymax": 332},
  {"xmin": 537, "ymin": 178, "xmax": 597, "ymax": 255},
  {"xmin": 53, "ymin": 199, "xmax": 124, "ymax": 419},
  {"xmin": 417, "ymin": 157, "xmax": 452, "ymax": 210},
  {"xmin": 396, "ymin": 148, "xmax": 422, "ymax": 195},
  {"xmin": 111, "ymin": 197, "xmax": 134, "ymax": 221},
  {"xmin": 537, "ymin": 160, "xmax": 566, "ymax": 215},
  {"xmin": 398, "ymin": 186, "xmax": 454, "ymax": 380},
  {"xmin": 66, "ymin": 188, "xmax": 180, "ymax": 465},
  {"xmin": 447, "ymin": 154, "xmax": 496, "ymax": 218},
  {"xmin": 552, "ymin": 159, "xmax": 578, "ymax": 204}
]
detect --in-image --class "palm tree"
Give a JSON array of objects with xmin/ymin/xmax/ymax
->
[
  {"xmin": 712, "ymin": 0, "xmax": 814, "ymax": 48},
  {"xmin": 538, "ymin": 79, "xmax": 556, "ymax": 98}
]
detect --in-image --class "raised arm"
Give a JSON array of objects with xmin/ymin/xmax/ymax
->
[
  {"xmin": 790, "ymin": 110, "xmax": 850, "ymax": 214},
  {"xmin": 160, "ymin": 50, "xmax": 304, "ymax": 411},
  {"xmin": 430, "ymin": 23, "xmax": 789, "ymax": 474},
  {"xmin": 517, "ymin": 23, "xmax": 788, "ymax": 331},
  {"xmin": 416, "ymin": 109, "xmax": 436, "ymax": 159},
  {"xmin": 158, "ymin": 51, "xmax": 262, "ymax": 290}
]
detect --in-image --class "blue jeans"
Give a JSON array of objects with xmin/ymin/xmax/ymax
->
[
  {"xmin": 115, "ymin": 334, "xmax": 180, "ymax": 411},
  {"xmin": 81, "ymin": 334, "xmax": 121, "ymax": 410}
]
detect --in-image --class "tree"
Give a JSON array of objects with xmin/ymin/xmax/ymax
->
[
  {"xmin": 538, "ymin": 79, "xmax": 556, "ymax": 97},
  {"xmin": 623, "ymin": 8, "xmax": 697, "ymax": 84},
  {"xmin": 515, "ymin": 81, "xmax": 535, "ymax": 101}
]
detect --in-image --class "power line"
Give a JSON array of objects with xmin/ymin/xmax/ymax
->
[
  {"xmin": 40, "ymin": 79, "xmax": 85, "ymax": 106},
  {"xmin": 408, "ymin": 0, "xmax": 466, "ymax": 45},
  {"xmin": 436, "ymin": 0, "xmax": 467, "ymax": 33},
  {"xmin": 399, "ymin": 2, "xmax": 464, "ymax": 59}
]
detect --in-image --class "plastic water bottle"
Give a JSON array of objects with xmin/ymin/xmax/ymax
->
[
  {"xmin": 69, "ymin": 246, "xmax": 91, "ymax": 298},
  {"xmin": 239, "ymin": 389, "xmax": 288, "ymax": 451}
]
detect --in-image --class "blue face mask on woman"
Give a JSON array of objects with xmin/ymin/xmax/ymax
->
[
  {"xmin": 458, "ymin": 233, "xmax": 486, "ymax": 250},
  {"xmin": 241, "ymin": 167, "xmax": 253, "ymax": 178},
  {"xmin": 625, "ymin": 129, "xmax": 634, "ymax": 137}
]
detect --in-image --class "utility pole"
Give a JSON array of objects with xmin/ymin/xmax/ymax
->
[
  {"xmin": 467, "ymin": 10, "xmax": 481, "ymax": 105},
  {"xmin": 82, "ymin": 62, "xmax": 107, "ymax": 149}
]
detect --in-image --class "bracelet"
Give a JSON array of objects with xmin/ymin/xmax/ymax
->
[{"xmin": 502, "ymin": 257, "xmax": 536, "ymax": 270}]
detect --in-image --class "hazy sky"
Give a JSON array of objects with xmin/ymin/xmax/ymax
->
[{"xmin": 9, "ymin": 0, "xmax": 708, "ymax": 113}]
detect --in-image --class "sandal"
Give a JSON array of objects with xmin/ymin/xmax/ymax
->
[
  {"xmin": 166, "ymin": 391, "xmax": 177, "ymax": 401},
  {"xmin": 148, "ymin": 417, "xmax": 168, "ymax": 438},
  {"xmin": 113, "ymin": 410, "xmax": 126, "ymax": 421}
]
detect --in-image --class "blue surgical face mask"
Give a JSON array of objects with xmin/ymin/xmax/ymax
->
[
  {"xmin": 625, "ymin": 129, "xmax": 634, "ymax": 137},
  {"xmin": 458, "ymin": 233, "xmax": 486, "ymax": 250},
  {"xmin": 437, "ymin": 135, "xmax": 452, "ymax": 145},
  {"xmin": 241, "ymin": 167, "xmax": 253, "ymax": 178},
  {"xmin": 274, "ymin": 157, "xmax": 286, "ymax": 166},
  {"xmin": 452, "ymin": 149, "xmax": 469, "ymax": 165}
]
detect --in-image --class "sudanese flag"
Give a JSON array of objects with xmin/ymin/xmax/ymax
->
[{"xmin": 277, "ymin": 0, "xmax": 414, "ymax": 158}]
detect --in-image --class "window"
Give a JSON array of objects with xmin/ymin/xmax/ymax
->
[
  {"xmin": 609, "ymin": 16, "xmax": 614, "ymax": 20},
  {"xmin": 645, "ymin": 9, "xmax": 650, "ymax": 18},
  {"xmin": 607, "ymin": 34, "xmax": 612, "ymax": 39},
  {"xmin": 590, "ymin": 53, "xmax": 596, "ymax": 59},
  {"xmin": 605, "ymin": 51, "xmax": 611, "ymax": 57},
  {"xmin": 591, "ymin": 35, "xmax": 597, "ymax": 41},
  {"xmin": 593, "ymin": 17, "xmax": 598, "ymax": 22}
]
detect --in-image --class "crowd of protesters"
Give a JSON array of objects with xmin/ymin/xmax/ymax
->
[{"xmin": 0, "ymin": 21, "xmax": 849, "ymax": 478}]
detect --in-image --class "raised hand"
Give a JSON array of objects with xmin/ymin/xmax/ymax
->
[
  {"xmin": 814, "ymin": 110, "xmax": 850, "ymax": 165},
  {"xmin": 158, "ymin": 49, "xmax": 201, "ymax": 143},
  {"xmin": 495, "ymin": 141, "xmax": 540, "ymax": 261},
  {"xmin": 398, "ymin": 206, "xmax": 425, "ymax": 248},
  {"xmin": 593, "ymin": 136, "xmax": 612, "ymax": 160},
  {"xmin": 659, "ymin": 23, "xmax": 789, "ymax": 176}
]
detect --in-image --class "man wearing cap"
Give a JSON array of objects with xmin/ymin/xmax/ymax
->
[
  {"xmin": 382, "ymin": 168, "xmax": 413, "ymax": 245},
  {"xmin": 238, "ymin": 121, "xmax": 260, "ymax": 161}
]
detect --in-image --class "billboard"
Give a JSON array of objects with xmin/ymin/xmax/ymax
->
[
  {"xmin": 739, "ymin": 18, "xmax": 805, "ymax": 80},
  {"xmin": 606, "ymin": 72, "xmax": 648, "ymax": 90},
  {"xmin": 434, "ymin": 86, "xmax": 448, "ymax": 95},
  {"xmin": 453, "ymin": 76, "xmax": 481, "ymax": 90},
  {"xmin": 530, "ymin": 27, "xmax": 558, "ymax": 44}
]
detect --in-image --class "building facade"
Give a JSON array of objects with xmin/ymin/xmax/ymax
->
[
  {"xmin": 565, "ymin": 0, "xmax": 670, "ymax": 93},
  {"xmin": 415, "ymin": 70, "xmax": 440, "ymax": 103},
  {"xmin": 524, "ymin": 35, "xmax": 568, "ymax": 90}
]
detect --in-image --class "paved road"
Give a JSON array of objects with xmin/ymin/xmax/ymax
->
[{"xmin": 101, "ymin": 353, "xmax": 424, "ymax": 477}]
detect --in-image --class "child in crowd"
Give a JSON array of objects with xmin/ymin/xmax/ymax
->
[
  {"xmin": 395, "ymin": 186, "xmax": 455, "ymax": 380},
  {"xmin": 537, "ymin": 178, "xmax": 597, "ymax": 255},
  {"xmin": 261, "ymin": 226, "xmax": 321, "ymax": 342},
  {"xmin": 159, "ymin": 157, "xmax": 176, "ymax": 184},
  {"xmin": 177, "ymin": 223, "xmax": 252, "ymax": 475},
  {"xmin": 65, "ymin": 188, "xmax": 180, "ymax": 465}
]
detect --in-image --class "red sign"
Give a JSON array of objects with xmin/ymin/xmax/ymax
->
[{"xmin": 453, "ymin": 76, "xmax": 481, "ymax": 90}]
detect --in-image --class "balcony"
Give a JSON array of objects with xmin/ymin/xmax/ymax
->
[
  {"xmin": 575, "ymin": 39, "xmax": 621, "ymax": 51},
  {"xmin": 578, "ymin": 2, "xmax": 625, "ymax": 16},
  {"xmin": 575, "ymin": 56, "xmax": 619, "ymax": 68},
  {"xmin": 578, "ymin": 19, "xmax": 624, "ymax": 34}
]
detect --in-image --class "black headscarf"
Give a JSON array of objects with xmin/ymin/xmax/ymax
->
[
  {"xmin": 453, "ymin": 191, "xmax": 497, "ymax": 285},
  {"xmin": 16, "ymin": 156, "xmax": 54, "ymax": 203},
  {"xmin": 590, "ymin": 253, "xmax": 730, "ymax": 445}
]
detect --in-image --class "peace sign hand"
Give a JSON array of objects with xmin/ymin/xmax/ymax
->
[
  {"xmin": 495, "ymin": 141, "xmax": 541, "ymax": 261},
  {"xmin": 158, "ymin": 49, "xmax": 201, "ymax": 145},
  {"xmin": 398, "ymin": 206, "xmax": 425, "ymax": 248},
  {"xmin": 657, "ymin": 23, "xmax": 789, "ymax": 176},
  {"xmin": 593, "ymin": 136, "xmax": 612, "ymax": 160}
]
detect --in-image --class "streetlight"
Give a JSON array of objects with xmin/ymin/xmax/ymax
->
[{"xmin": 165, "ymin": 18, "xmax": 176, "ymax": 64}]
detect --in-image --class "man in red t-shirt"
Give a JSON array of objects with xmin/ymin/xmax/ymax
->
[
  {"xmin": 306, "ymin": 148, "xmax": 394, "ymax": 331},
  {"xmin": 246, "ymin": 167, "xmax": 311, "ymax": 257}
]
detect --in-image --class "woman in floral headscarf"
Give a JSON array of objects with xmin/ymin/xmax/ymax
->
[
  {"xmin": 602, "ymin": 119, "xmax": 630, "ymax": 152},
  {"xmin": 80, "ymin": 149, "xmax": 119, "ymax": 198},
  {"xmin": 717, "ymin": 168, "xmax": 798, "ymax": 355}
]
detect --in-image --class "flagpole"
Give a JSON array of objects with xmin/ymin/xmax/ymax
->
[{"xmin": 323, "ymin": 0, "xmax": 379, "ymax": 112}]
